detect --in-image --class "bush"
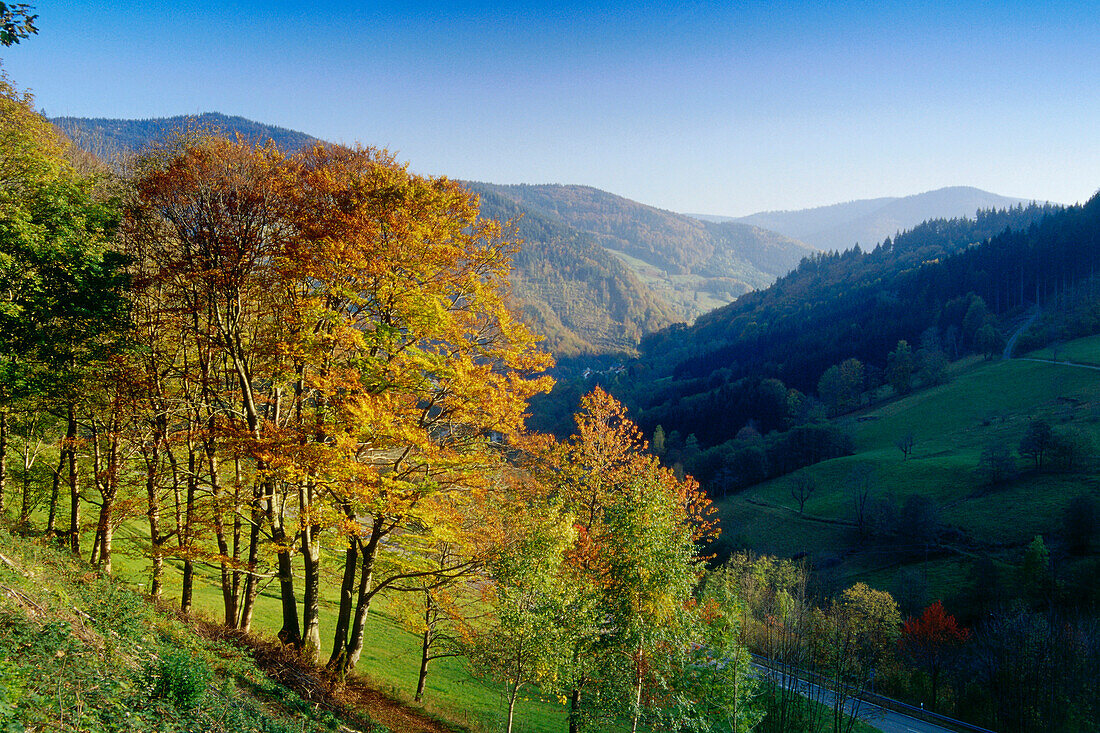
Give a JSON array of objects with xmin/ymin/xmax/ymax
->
[{"xmin": 146, "ymin": 649, "xmax": 213, "ymax": 710}]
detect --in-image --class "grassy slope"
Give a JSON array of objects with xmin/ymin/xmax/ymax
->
[
  {"xmin": 107, "ymin": 533, "xmax": 568, "ymax": 733},
  {"xmin": 711, "ymin": 336, "xmax": 1100, "ymax": 604},
  {"xmin": 0, "ymin": 527, "xmax": 351, "ymax": 733}
]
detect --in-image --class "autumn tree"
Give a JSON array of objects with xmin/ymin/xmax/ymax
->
[
  {"xmin": 899, "ymin": 600, "xmax": 969, "ymax": 711},
  {"xmin": 129, "ymin": 136, "xmax": 553, "ymax": 671},
  {"xmin": 540, "ymin": 387, "xmax": 718, "ymax": 732}
]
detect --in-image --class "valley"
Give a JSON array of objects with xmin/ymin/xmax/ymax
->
[{"xmin": 1, "ymin": 95, "xmax": 1096, "ymax": 733}]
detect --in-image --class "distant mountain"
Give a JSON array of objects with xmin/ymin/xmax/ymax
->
[
  {"xmin": 696, "ymin": 186, "xmax": 1040, "ymax": 252},
  {"xmin": 50, "ymin": 113, "xmax": 320, "ymax": 161},
  {"xmin": 465, "ymin": 182, "xmax": 816, "ymax": 323}
]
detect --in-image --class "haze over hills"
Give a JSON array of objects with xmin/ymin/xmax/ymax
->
[{"xmin": 693, "ymin": 186, "xmax": 1041, "ymax": 252}]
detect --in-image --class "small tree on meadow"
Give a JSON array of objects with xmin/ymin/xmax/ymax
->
[
  {"xmin": 896, "ymin": 432, "xmax": 915, "ymax": 460},
  {"xmin": 1019, "ymin": 419, "xmax": 1054, "ymax": 470},
  {"xmin": 790, "ymin": 474, "xmax": 817, "ymax": 514}
]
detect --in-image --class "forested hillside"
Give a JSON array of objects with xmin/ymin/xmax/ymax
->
[
  {"xmin": 613, "ymin": 200, "xmax": 1089, "ymax": 452},
  {"xmin": 51, "ymin": 112, "xmax": 319, "ymax": 161},
  {"xmin": 466, "ymin": 182, "xmax": 816, "ymax": 321},
  {"xmin": 477, "ymin": 190, "xmax": 677, "ymax": 354}
]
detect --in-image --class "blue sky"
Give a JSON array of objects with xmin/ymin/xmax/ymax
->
[{"xmin": 5, "ymin": 0, "xmax": 1099, "ymax": 215}]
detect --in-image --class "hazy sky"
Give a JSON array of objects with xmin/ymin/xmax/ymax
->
[{"xmin": 5, "ymin": 0, "xmax": 1098, "ymax": 215}]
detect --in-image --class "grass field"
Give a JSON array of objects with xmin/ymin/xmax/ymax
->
[{"xmin": 711, "ymin": 336, "xmax": 1100, "ymax": 608}]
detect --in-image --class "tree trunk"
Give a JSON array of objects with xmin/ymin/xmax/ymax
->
[
  {"xmin": 329, "ymin": 539, "xmax": 359, "ymax": 671},
  {"xmin": 180, "ymin": 445, "xmax": 197, "ymax": 614},
  {"xmin": 0, "ymin": 408, "xmax": 6, "ymax": 515},
  {"xmin": 230, "ymin": 458, "xmax": 244, "ymax": 627},
  {"xmin": 344, "ymin": 520, "xmax": 383, "ymax": 672},
  {"xmin": 415, "ymin": 592, "xmax": 433, "ymax": 703},
  {"xmin": 275, "ymin": 539, "xmax": 301, "ymax": 646},
  {"xmin": 19, "ymin": 433, "xmax": 38, "ymax": 526},
  {"xmin": 66, "ymin": 402, "xmax": 80, "ymax": 557},
  {"xmin": 569, "ymin": 688, "xmax": 582, "ymax": 733},
  {"xmin": 209, "ymin": 444, "xmax": 238, "ymax": 627},
  {"xmin": 46, "ymin": 451, "xmax": 62, "ymax": 534},
  {"xmin": 238, "ymin": 482, "xmax": 265, "ymax": 632},
  {"xmin": 330, "ymin": 515, "xmax": 383, "ymax": 677},
  {"xmin": 630, "ymin": 654, "xmax": 643, "ymax": 733},
  {"xmin": 300, "ymin": 488, "xmax": 322, "ymax": 661},
  {"xmin": 145, "ymin": 437, "xmax": 164, "ymax": 600},
  {"xmin": 506, "ymin": 681, "xmax": 521, "ymax": 733}
]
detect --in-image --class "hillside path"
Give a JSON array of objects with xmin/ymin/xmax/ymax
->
[
  {"xmin": 1003, "ymin": 306, "xmax": 1040, "ymax": 359},
  {"xmin": 1015, "ymin": 357, "xmax": 1100, "ymax": 372}
]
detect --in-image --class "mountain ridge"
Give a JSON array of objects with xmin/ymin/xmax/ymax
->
[{"xmin": 691, "ymin": 186, "xmax": 1047, "ymax": 252}]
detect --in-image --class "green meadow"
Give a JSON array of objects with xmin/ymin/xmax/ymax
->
[{"xmin": 711, "ymin": 336, "xmax": 1100, "ymax": 605}]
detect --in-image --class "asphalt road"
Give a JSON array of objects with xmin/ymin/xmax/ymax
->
[{"xmin": 755, "ymin": 665, "xmax": 973, "ymax": 733}]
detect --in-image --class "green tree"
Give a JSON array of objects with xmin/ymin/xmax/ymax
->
[
  {"xmin": 684, "ymin": 572, "xmax": 763, "ymax": 733},
  {"xmin": 0, "ymin": 3, "xmax": 36, "ymax": 46},
  {"xmin": 466, "ymin": 502, "xmax": 576, "ymax": 733},
  {"xmin": 818, "ymin": 358, "xmax": 863, "ymax": 417},
  {"xmin": 1019, "ymin": 419, "xmax": 1053, "ymax": 470},
  {"xmin": 1049, "ymin": 425, "xmax": 1092, "ymax": 470},
  {"xmin": 886, "ymin": 340, "xmax": 914, "ymax": 395},
  {"xmin": 0, "ymin": 72, "xmax": 128, "ymax": 555}
]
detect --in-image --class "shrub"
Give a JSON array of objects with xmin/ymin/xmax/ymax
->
[{"xmin": 146, "ymin": 649, "xmax": 212, "ymax": 710}]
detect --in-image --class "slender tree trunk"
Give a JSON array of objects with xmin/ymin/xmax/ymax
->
[
  {"xmin": 209, "ymin": 444, "xmax": 238, "ymax": 627},
  {"xmin": 100, "ymin": 426, "xmax": 120, "ymax": 576},
  {"xmin": 569, "ymin": 688, "xmax": 582, "ymax": 733},
  {"xmin": 238, "ymin": 481, "xmax": 264, "ymax": 632},
  {"xmin": 300, "ymin": 484, "xmax": 322, "ymax": 661},
  {"xmin": 19, "ymin": 445, "xmax": 31, "ymax": 525},
  {"xmin": 46, "ymin": 451, "xmax": 62, "ymax": 534},
  {"xmin": 0, "ymin": 408, "xmax": 7, "ymax": 515},
  {"xmin": 329, "ymin": 539, "xmax": 359, "ymax": 671},
  {"xmin": 931, "ymin": 665, "xmax": 939, "ymax": 712},
  {"xmin": 415, "ymin": 592, "xmax": 434, "ymax": 702},
  {"xmin": 180, "ymin": 445, "xmax": 197, "ymax": 614},
  {"xmin": 230, "ymin": 457, "xmax": 244, "ymax": 627},
  {"xmin": 630, "ymin": 649, "xmax": 643, "ymax": 733},
  {"xmin": 145, "ymin": 437, "xmax": 164, "ymax": 600},
  {"xmin": 66, "ymin": 402, "xmax": 80, "ymax": 557},
  {"xmin": 89, "ymin": 423, "xmax": 103, "ymax": 567},
  {"xmin": 506, "ymin": 681, "xmax": 521, "ymax": 733}
]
